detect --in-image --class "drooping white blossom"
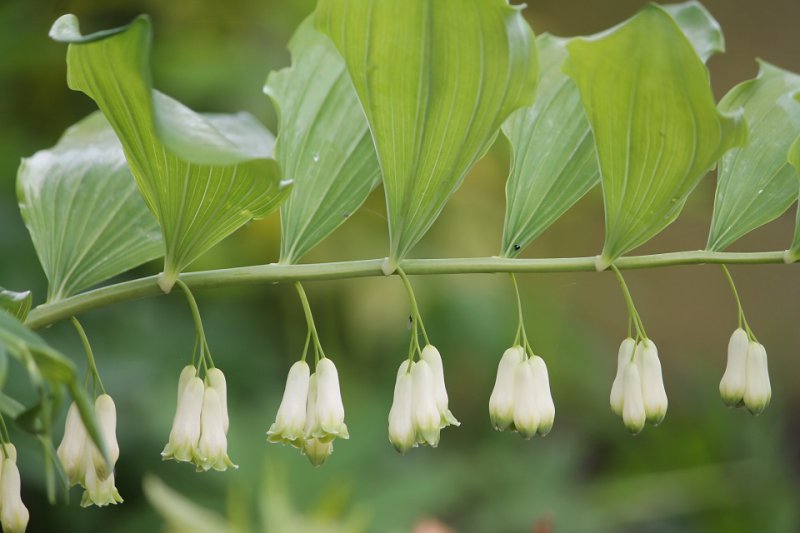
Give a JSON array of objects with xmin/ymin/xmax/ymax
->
[
  {"xmin": 388, "ymin": 361, "xmax": 416, "ymax": 454},
  {"xmin": 420, "ymin": 345, "xmax": 459, "ymax": 427},
  {"xmin": 205, "ymin": 367, "xmax": 229, "ymax": 433},
  {"xmin": 196, "ymin": 386, "xmax": 237, "ymax": 471},
  {"xmin": 743, "ymin": 341, "xmax": 771, "ymax": 415},
  {"xmin": 314, "ymin": 358, "xmax": 349, "ymax": 440},
  {"xmin": 610, "ymin": 338, "xmax": 635, "ymax": 416},
  {"xmin": 636, "ymin": 340, "xmax": 668, "ymax": 425},
  {"xmin": 267, "ymin": 361, "xmax": 310, "ymax": 447},
  {"xmin": 411, "ymin": 360, "xmax": 442, "ymax": 447},
  {"xmin": 621, "ymin": 361, "xmax": 646, "ymax": 435},
  {"xmin": 302, "ymin": 438, "xmax": 333, "ymax": 467},
  {"xmin": 57, "ymin": 402, "xmax": 88, "ymax": 486},
  {"xmin": 719, "ymin": 328, "xmax": 749, "ymax": 406},
  {"xmin": 529, "ymin": 356, "xmax": 555, "ymax": 436},
  {"xmin": 89, "ymin": 394, "xmax": 119, "ymax": 481},
  {"xmin": 512, "ymin": 357, "xmax": 539, "ymax": 439},
  {"xmin": 162, "ymin": 376, "xmax": 204, "ymax": 463},
  {"xmin": 489, "ymin": 346, "xmax": 524, "ymax": 431},
  {"xmin": 0, "ymin": 447, "xmax": 29, "ymax": 533},
  {"xmin": 81, "ymin": 455, "xmax": 122, "ymax": 508}
]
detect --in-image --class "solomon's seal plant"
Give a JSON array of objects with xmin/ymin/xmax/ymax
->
[{"xmin": 0, "ymin": 0, "xmax": 797, "ymax": 529}]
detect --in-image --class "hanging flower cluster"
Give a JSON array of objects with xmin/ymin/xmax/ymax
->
[
  {"xmin": 57, "ymin": 396, "xmax": 123, "ymax": 507},
  {"xmin": 719, "ymin": 328, "xmax": 771, "ymax": 414},
  {"xmin": 162, "ymin": 365, "xmax": 236, "ymax": 471},
  {"xmin": 489, "ymin": 346, "xmax": 555, "ymax": 438},
  {"xmin": 0, "ymin": 443, "xmax": 28, "ymax": 533},
  {"xmin": 267, "ymin": 358, "xmax": 349, "ymax": 466},
  {"xmin": 609, "ymin": 338, "xmax": 668, "ymax": 434}
]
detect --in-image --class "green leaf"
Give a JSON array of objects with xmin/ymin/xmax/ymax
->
[
  {"xmin": 17, "ymin": 112, "xmax": 163, "ymax": 301},
  {"xmin": 788, "ymin": 112, "xmax": 800, "ymax": 263},
  {"xmin": 50, "ymin": 14, "xmax": 290, "ymax": 293},
  {"xmin": 563, "ymin": 4, "xmax": 747, "ymax": 270},
  {"xmin": 265, "ymin": 18, "xmax": 381, "ymax": 264},
  {"xmin": 0, "ymin": 288, "xmax": 32, "ymax": 321},
  {"xmin": 500, "ymin": 34, "xmax": 599, "ymax": 257},
  {"xmin": 143, "ymin": 475, "xmax": 235, "ymax": 533},
  {"xmin": 706, "ymin": 62, "xmax": 800, "ymax": 251},
  {"xmin": 499, "ymin": 3, "xmax": 722, "ymax": 258},
  {"xmin": 315, "ymin": 0, "xmax": 539, "ymax": 271},
  {"xmin": 0, "ymin": 309, "xmax": 106, "ymax": 463}
]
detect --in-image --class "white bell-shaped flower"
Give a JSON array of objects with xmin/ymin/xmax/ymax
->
[
  {"xmin": 89, "ymin": 394, "xmax": 119, "ymax": 481},
  {"xmin": 420, "ymin": 345, "xmax": 459, "ymax": 427},
  {"xmin": 196, "ymin": 386, "xmax": 237, "ymax": 471},
  {"xmin": 637, "ymin": 340, "xmax": 668, "ymax": 425},
  {"xmin": 57, "ymin": 402, "xmax": 88, "ymax": 486},
  {"xmin": 411, "ymin": 360, "xmax": 441, "ymax": 447},
  {"xmin": 610, "ymin": 338, "xmax": 635, "ymax": 416},
  {"xmin": 80, "ymin": 454, "xmax": 122, "ymax": 508},
  {"xmin": 206, "ymin": 368, "xmax": 229, "ymax": 433},
  {"xmin": 743, "ymin": 341, "xmax": 771, "ymax": 415},
  {"xmin": 388, "ymin": 361, "xmax": 416, "ymax": 454},
  {"xmin": 719, "ymin": 328, "xmax": 748, "ymax": 406},
  {"xmin": 314, "ymin": 358, "xmax": 349, "ymax": 440},
  {"xmin": 162, "ymin": 376, "xmax": 204, "ymax": 462},
  {"xmin": 302, "ymin": 438, "xmax": 333, "ymax": 467},
  {"xmin": 621, "ymin": 361, "xmax": 646, "ymax": 434},
  {"xmin": 267, "ymin": 361, "xmax": 310, "ymax": 447},
  {"xmin": 0, "ymin": 450, "xmax": 29, "ymax": 533},
  {"xmin": 489, "ymin": 346, "xmax": 523, "ymax": 430},
  {"xmin": 176, "ymin": 365, "xmax": 196, "ymax": 400},
  {"xmin": 512, "ymin": 358, "xmax": 539, "ymax": 439},
  {"xmin": 529, "ymin": 356, "xmax": 555, "ymax": 436}
]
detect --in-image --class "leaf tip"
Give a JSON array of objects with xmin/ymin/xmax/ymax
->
[{"xmin": 49, "ymin": 14, "xmax": 81, "ymax": 42}]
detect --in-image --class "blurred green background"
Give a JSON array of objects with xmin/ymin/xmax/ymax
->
[{"xmin": 2, "ymin": 0, "xmax": 800, "ymax": 532}]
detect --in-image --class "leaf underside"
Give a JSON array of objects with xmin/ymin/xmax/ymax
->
[
  {"xmin": 315, "ymin": 0, "xmax": 539, "ymax": 270},
  {"xmin": 266, "ymin": 18, "xmax": 381, "ymax": 265},
  {"xmin": 50, "ymin": 14, "xmax": 289, "ymax": 292},
  {"xmin": 563, "ymin": 4, "xmax": 746, "ymax": 269},
  {"xmin": 0, "ymin": 289, "xmax": 33, "ymax": 322},
  {"xmin": 17, "ymin": 112, "xmax": 163, "ymax": 301},
  {"xmin": 707, "ymin": 62, "xmax": 800, "ymax": 252}
]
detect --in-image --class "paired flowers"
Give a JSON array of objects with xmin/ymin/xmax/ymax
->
[
  {"xmin": 719, "ymin": 328, "xmax": 771, "ymax": 414},
  {"xmin": 0, "ymin": 443, "xmax": 28, "ymax": 533},
  {"xmin": 489, "ymin": 346, "xmax": 555, "ymax": 438},
  {"xmin": 388, "ymin": 345, "xmax": 460, "ymax": 453},
  {"xmin": 162, "ymin": 366, "xmax": 236, "ymax": 471},
  {"xmin": 267, "ymin": 357, "xmax": 349, "ymax": 466},
  {"xmin": 609, "ymin": 338, "xmax": 668, "ymax": 434},
  {"xmin": 57, "ymin": 395, "xmax": 122, "ymax": 507}
]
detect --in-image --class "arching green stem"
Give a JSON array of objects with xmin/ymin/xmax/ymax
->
[
  {"xmin": 175, "ymin": 279, "xmax": 214, "ymax": 370},
  {"xmin": 610, "ymin": 265, "xmax": 648, "ymax": 341},
  {"xmin": 720, "ymin": 265, "xmax": 757, "ymax": 342},
  {"xmin": 396, "ymin": 267, "xmax": 430, "ymax": 351},
  {"xmin": 509, "ymin": 273, "xmax": 533, "ymax": 357},
  {"xmin": 71, "ymin": 317, "xmax": 106, "ymax": 395},
  {"xmin": 294, "ymin": 282, "xmax": 325, "ymax": 363}
]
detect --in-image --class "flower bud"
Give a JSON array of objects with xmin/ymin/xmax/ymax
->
[
  {"xmin": 530, "ymin": 356, "xmax": 555, "ymax": 436},
  {"xmin": 81, "ymin": 455, "xmax": 122, "ymax": 508},
  {"xmin": 57, "ymin": 402, "xmax": 88, "ymax": 486},
  {"xmin": 162, "ymin": 376, "xmax": 204, "ymax": 462},
  {"xmin": 489, "ymin": 346, "xmax": 524, "ymax": 430},
  {"xmin": 302, "ymin": 438, "xmax": 333, "ymax": 467},
  {"xmin": 90, "ymin": 394, "xmax": 119, "ymax": 481},
  {"xmin": 388, "ymin": 361, "xmax": 416, "ymax": 454},
  {"xmin": 304, "ymin": 373, "xmax": 319, "ymax": 437},
  {"xmin": 637, "ymin": 340, "xmax": 667, "ymax": 425},
  {"xmin": 420, "ymin": 345, "xmax": 459, "ymax": 427},
  {"xmin": 610, "ymin": 338, "xmax": 635, "ymax": 416},
  {"xmin": 622, "ymin": 361, "xmax": 646, "ymax": 435},
  {"xmin": 512, "ymin": 358, "xmax": 539, "ymax": 439},
  {"xmin": 196, "ymin": 386, "xmax": 237, "ymax": 471},
  {"xmin": 206, "ymin": 367, "xmax": 229, "ymax": 434},
  {"xmin": 719, "ymin": 328, "xmax": 748, "ymax": 406},
  {"xmin": 267, "ymin": 361, "xmax": 310, "ymax": 447},
  {"xmin": 0, "ymin": 457, "xmax": 29, "ymax": 533},
  {"xmin": 411, "ymin": 360, "xmax": 441, "ymax": 447},
  {"xmin": 177, "ymin": 365, "xmax": 197, "ymax": 401},
  {"xmin": 743, "ymin": 342, "xmax": 771, "ymax": 415},
  {"xmin": 314, "ymin": 358, "xmax": 349, "ymax": 440}
]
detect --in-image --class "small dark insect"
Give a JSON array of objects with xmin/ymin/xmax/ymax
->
[
  {"xmin": 343, "ymin": 212, "xmax": 350, "ymax": 219},
  {"xmin": 513, "ymin": 244, "xmax": 521, "ymax": 251}
]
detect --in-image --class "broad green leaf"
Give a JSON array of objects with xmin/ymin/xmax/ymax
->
[
  {"xmin": 265, "ymin": 18, "xmax": 381, "ymax": 264},
  {"xmin": 563, "ymin": 4, "xmax": 746, "ymax": 270},
  {"xmin": 0, "ymin": 309, "xmax": 105, "ymax": 461},
  {"xmin": 499, "ymin": 2, "xmax": 723, "ymax": 258},
  {"xmin": 17, "ymin": 112, "xmax": 163, "ymax": 301},
  {"xmin": 706, "ymin": 62, "xmax": 800, "ymax": 251},
  {"xmin": 316, "ymin": 0, "xmax": 539, "ymax": 271},
  {"xmin": 143, "ymin": 475, "xmax": 235, "ymax": 533},
  {"xmin": 0, "ymin": 288, "xmax": 32, "ymax": 321},
  {"xmin": 50, "ymin": 15, "xmax": 290, "ymax": 292},
  {"xmin": 788, "ymin": 120, "xmax": 800, "ymax": 263},
  {"xmin": 500, "ymin": 34, "xmax": 599, "ymax": 257}
]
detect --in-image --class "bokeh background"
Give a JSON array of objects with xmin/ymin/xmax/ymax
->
[{"xmin": 2, "ymin": 0, "xmax": 800, "ymax": 531}]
